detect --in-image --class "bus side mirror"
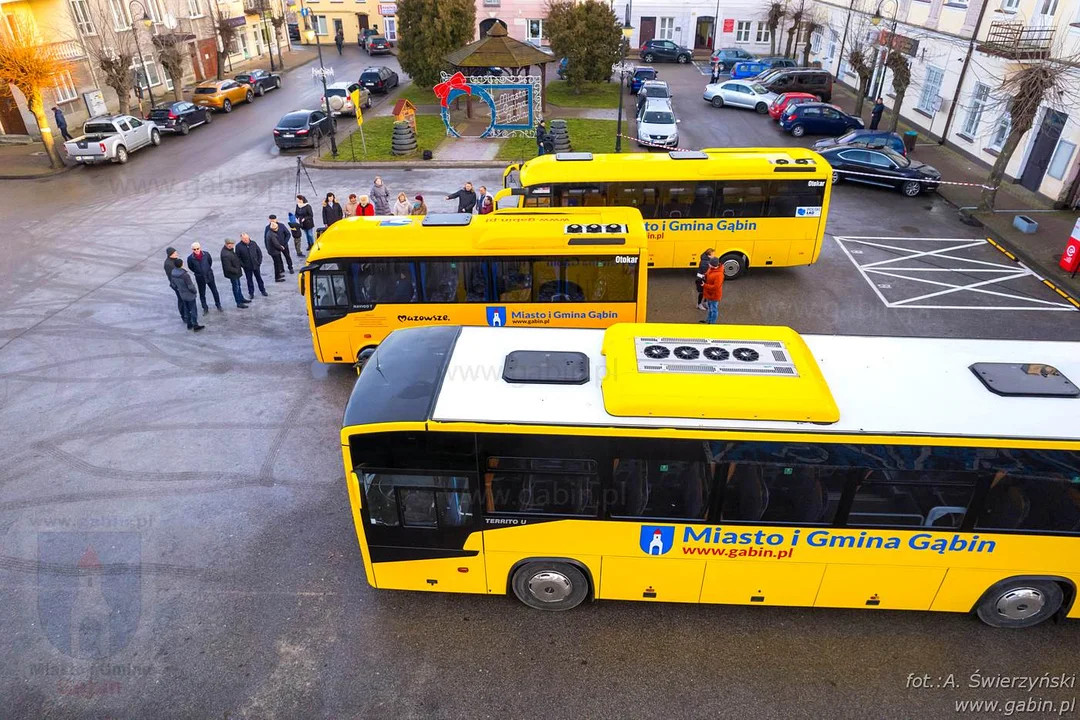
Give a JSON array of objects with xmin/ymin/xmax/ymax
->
[{"xmin": 298, "ymin": 272, "xmax": 305, "ymax": 296}]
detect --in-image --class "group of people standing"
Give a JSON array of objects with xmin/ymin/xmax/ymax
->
[
  {"xmin": 165, "ymin": 235, "xmax": 270, "ymax": 331},
  {"xmin": 319, "ymin": 176, "xmax": 429, "ymax": 225}
]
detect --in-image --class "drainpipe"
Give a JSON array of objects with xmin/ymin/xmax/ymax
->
[
  {"xmin": 940, "ymin": 0, "xmax": 992, "ymax": 144},
  {"xmin": 835, "ymin": 0, "xmax": 858, "ymax": 82}
]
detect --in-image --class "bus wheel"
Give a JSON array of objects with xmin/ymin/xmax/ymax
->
[
  {"xmin": 512, "ymin": 561, "xmax": 589, "ymax": 611},
  {"xmin": 719, "ymin": 252, "xmax": 747, "ymax": 278},
  {"xmin": 355, "ymin": 347, "xmax": 376, "ymax": 373},
  {"xmin": 975, "ymin": 578, "xmax": 1063, "ymax": 629}
]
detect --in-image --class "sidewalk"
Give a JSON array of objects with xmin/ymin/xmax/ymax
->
[
  {"xmin": 828, "ymin": 84, "xmax": 1080, "ymax": 301},
  {"xmin": 0, "ymin": 141, "xmax": 74, "ymax": 179}
]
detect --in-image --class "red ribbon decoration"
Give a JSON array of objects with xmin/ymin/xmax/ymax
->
[{"xmin": 434, "ymin": 72, "xmax": 472, "ymax": 108}]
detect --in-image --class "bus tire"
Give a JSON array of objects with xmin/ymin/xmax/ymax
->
[
  {"xmin": 975, "ymin": 578, "xmax": 1064, "ymax": 629},
  {"xmin": 719, "ymin": 252, "xmax": 748, "ymax": 279},
  {"xmin": 511, "ymin": 561, "xmax": 590, "ymax": 611},
  {"xmin": 355, "ymin": 346, "xmax": 377, "ymax": 373}
]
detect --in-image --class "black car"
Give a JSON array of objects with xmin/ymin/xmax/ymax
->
[
  {"xmin": 818, "ymin": 145, "xmax": 942, "ymax": 197},
  {"xmin": 639, "ymin": 38, "xmax": 692, "ymax": 64},
  {"xmin": 273, "ymin": 109, "xmax": 335, "ymax": 149},
  {"xmin": 146, "ymin": 101, "xmax": 211, "ymax": 135},
  {"xmin": 358, "ymin": 28, "xmax": 379, "ymax": 49},
  {"xmin": 359, "ymin": 66, "xmax": 399, "ymax": 93},
  {"xmin": 366, "ymin": 36, "xmax": 390, "ymax": 55},
  {"xmin": 235, "ymin": 69, "xmax": 281, "ymax": 96}
]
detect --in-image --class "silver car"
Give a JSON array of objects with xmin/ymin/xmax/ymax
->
[
  {"xmin": 703, "ymin": 80, "xmax": 778, "ymax": 114},
  {"xmin": 637, "ymin": 98, "xmax": 679, "ymax": 148}
]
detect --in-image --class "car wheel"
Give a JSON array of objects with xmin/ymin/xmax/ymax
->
[
  {"xmin": 901, "ymin": 180, "xmax": 922, "ymax": 197},
  {"xmin": 256, "ymin": 84, "xmax": 265, "ymax": 97},
  {"xmin": 223, "ymin": 99, "xmax": 232, "ymax": 113},
  {"xmin": 677, "ymin": 54, "xmax": 689, "ymax": 64},
  {"xmin": 790, "ymin": 124, "xmax": 805, "ymax": 137},
  {"xmin": 644, "ymin": 53, "xmax": 655, "ymax": 63},
  {"xmin": 115, "ymin": 145, "xmax": 128, "ymax": 164},
  {"xmin": 832, "ymin": 170, "xmax": 841, "ymax": 184},
  {"xmin": 511, "ymin": 561, "xmax": 590, "ymax": 611},
  {"xmin": 711, "ymin": 96, "xmax": 724, "ymax": 108},
  {"xmin": 975, "ymin": 579, "xmax": 1063, "ymax": 629},
  {"xmin": 204, "ymin": 111, "xmax": 212, "ymax": 124},
  {"xmin": 179, "ymin": 121, "xmax": 190, "ymax": 136},
  {"xmin": 245, "ymin": 91, "xmax": 254, "ymax": 103},
  {"xmin": 365, "ymin": 97, "xmax": 372, "ymax": 109},
  {"xmin": 275, "ymin": 77, "xmax": 282, "ymax": 89},
  {"xmin": 150, "ymin": 129, "xmax": 161, "ymax": 146},
  {"xmin": 719, "ymin": 252, "xmax": 748, "ymax": 279},
  {"xmin": 755, "ymin": 102, "xmax": 768, "ymax": 114}
]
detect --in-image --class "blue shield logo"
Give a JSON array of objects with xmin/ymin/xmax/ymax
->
[
  {"xmin": 37, "ymin": 532, "xmax": 142, "ymax": 658},
  {"xmin": 639, "ymin": 526, "xmax": 674, "ymax": 556},
  {"xmin": 486, "ymin": 306, "xmax": 507, "ymax": 327}
]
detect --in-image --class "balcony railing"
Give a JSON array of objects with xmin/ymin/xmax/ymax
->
[
  {"xmin": 48, "ymin": 40, "xmax": 87, "ymax": 61},
  {"xmin": 978, "ymin": 21, "xmax": 1054, "ymax": 59}
]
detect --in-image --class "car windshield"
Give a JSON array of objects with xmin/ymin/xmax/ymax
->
[
  {"xmin": 645, "ymin": 86, "xmax": 668, "ymax": 97},
  {"xmin": 236, "ymin": 74, "xmax": 252, "ymax": 81},
  {"xmin": 278, "ymin": 114, "xmax": 308, "ymax": 129},
  {"xmin": 883, "ymin": 150, "xmax": 911, "ymax": 167},
  {"xmin": 325, "ymin": 88, "xmax": 347, "ymax": 97},
  {"xmin": 371, "ymin": 37, "xmax": 386, "ymax": 43},
  {"xmin": 194, "ymin": 87, "xmax": 217, "ymax": 94},
  {"xmin": 84, "ymin": 123, "xmax": 117, "ymax": 134},
  {"xmin": 636, "ymin": 71, "xmax": 655, "ymax": 79},
  {"xmin": 643, "ymin": 111, "xmax": 674, "ymax": 124},
  {"xmin": 360, "ymin": 72, "xmax": 381, "ymax": 82},
  {"xmin": 750, "ymin": 84, "xmax": 767, "ymax": 94}
]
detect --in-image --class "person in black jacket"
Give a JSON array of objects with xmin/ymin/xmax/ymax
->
[
  {"xmin": 220, "ymin": 239, "xmax": 249, "ymax": 308},
  {"xmin": 322, "ymin": 192, "xmax": 344, "ymax": 227},
  {"xmin": 264, "ymin": 215, "xmax": 292, "ymax": 281},
  {"xmin": 187, "ymin": 241, "xmax": 222, "ymax": 312},
  {"xmin": 164, "ymin": 247, "xmax": 185, "ymax": 323},
  {"xmin": 446, "ymin": 181, "xmax": 477, "ymax": 213},
  {"xmin": 294, "ymin": 194, "xmax": 316, "ymax": 249},
  {"xmin": 695, "ymin": 248, "xmax": 715, "ymax": 311},
  {"xmin": 237, "ymin": 233, "xmax": 267, "ymax": 298},
  {"xmin": 169, "ymin": 259, "xmax": 204, "ymax": 331}
]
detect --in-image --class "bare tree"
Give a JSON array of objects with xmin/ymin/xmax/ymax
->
[
  {"xmin": 154, "ymin": 35, "xmax": 186, "ymax": 101},
  {"xmin": 214, "ymin": 18, "xmax": 239, "ymax": 80},
  {"xmin": 82, "ymin": 2, "xmax": 138, "ymax": 114},
  {"xmin": 884, "ymin": 50, "xmax": 910, "ymax": 132},
  {"xmin": 783, "ymin": 0, "xmax": 805, "ymax": 59},
  {"xmin": 764, "ymin": 2, "xmax": 784, "ymax": 57},
  {"xmin": 847, "ymin": 40, "xmax": 873, "ymax": 117},
  {"xmin": 270, "ymin": 11, "xmax": 286, "ymax": 70},
  {"xmin": 0, "ymin": 16, "xmax": 69, "ymax": 166},
  {"xmin": 801, "ymin": 14, "xmax": 823, "ymax": 67}
]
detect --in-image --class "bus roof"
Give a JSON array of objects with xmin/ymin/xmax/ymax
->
[
  {"xmin": 307, "ymin": 207, "xmax": 647, "ymax": 261},
  {"xmin": 515, "ymin": 148, "xmax": 829, "ymax": 185},
  {"xmin": 344, "ymin": 324, "xmax": 1080, "ymax": 444}
]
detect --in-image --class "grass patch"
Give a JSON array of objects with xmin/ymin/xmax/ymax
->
[
  {"xmin": 546, "ymin": 80, "xmax": 620, "ymax": 109},
  {"xmin": 388, "ymin": 82, "xmax": 437, "ymax": 108},
  {"xmin": 322, "ymin": 115, "xmax": 445, "ymax": 162},
  {"xmin": 496, "ymin": 119, "xmax": 639, "ymax": 160}
]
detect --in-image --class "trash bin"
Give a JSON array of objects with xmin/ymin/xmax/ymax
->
[{"xmin": 903, "ymin": 130, "xmax": 918, "ymax": 152}]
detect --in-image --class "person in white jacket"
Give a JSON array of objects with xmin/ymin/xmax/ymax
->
[{"xmin": 392, "ymin": 192, "xmax": 412, "ymax": 216}]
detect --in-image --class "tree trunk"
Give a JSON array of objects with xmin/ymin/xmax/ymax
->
[
  {"xmin": 274, "ymin": 22, "xmax": 285, "ymax": 70},
  {"xmin": 784, "ymin": 28, "xmax": 797, "ymax": 59},
  {"xmin": 802, "ymin": 38, "xmax": 812, "ymax": 66},
  {"xmin": 111, "ymin": 83, "xmax": 131, "ymax": 114},
  {"xmin": 170, "ymin": 72, "xmax": 184, "ymax": 101},
  {"xmin": 979, "ymin": 122, "xmax": 1029, "ymax": 211},
  {"xmin": 27, "ymin": 91, "xmax": 62, "ymax": 168},
  {"xmin": 887, "ymin": 87, "xmax": 906, "ymax": 132},
  {"xmin": 853, "ymin": 76, "xmax": 868, "ymax": 116},
  {"xmin": 770, "ymin": 25, "xmax": 778, "ymax": 56}
]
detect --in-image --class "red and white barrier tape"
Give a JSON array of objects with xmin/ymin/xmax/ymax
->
[{"xmin": 618, "ymin": 133, "xmax": 681, "ymax": 151}]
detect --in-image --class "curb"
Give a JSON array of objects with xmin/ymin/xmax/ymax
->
[
  {"xmin": 983, "ymin": 231, "xmax": 1080, "ymax": 310},
  {"xmin": 305, "ymin": 156, "xmax": 509, "ymax": 169},
  {"xmin": 0, "ymin": 162, "xmax": 79, "ymax": 180}
]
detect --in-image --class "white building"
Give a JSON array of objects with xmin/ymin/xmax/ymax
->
[{"xmin": 614, "ymin": 0, "xmax": 779, "ymax": 56}]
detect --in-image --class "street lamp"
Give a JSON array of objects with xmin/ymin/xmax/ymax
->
[
  {"xmin": 306, "ymin": 24, "xmax": 338, "ymax": 157},
  {"xmin": 614, "ymin": 21, "xmax": 633, "ymax": 152},
  {"xmin": 869, "ymin": 0, "xmax": 898, "ymax": 100},
  {"xmin": 128, "ymin": 0, "xmax": 156, "ymax": 108}
]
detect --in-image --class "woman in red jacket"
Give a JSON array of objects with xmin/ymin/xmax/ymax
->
[
  {"xmin": 355, "ymin": 194, "xmax": 376, "ymax": 216},
  {"xmin": 702, "ymin": 257, "xmax": 724, "ymax": 325}
]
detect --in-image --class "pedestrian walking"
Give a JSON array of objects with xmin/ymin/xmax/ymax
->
[
  {"xmin": 220, "ymin": 239, "xmax": 249, "ymax": 309},
  {"xmin": 411, "ymin": 194, "xmax": 428, "ymax": 215},
  {"xmin": 322, "ymin": 192, "xmax": 344, "ymax": 227},
  {"xmin": 371, "ymin": 176, "xmax": 391, "ymax": 215},
  {"xmin": 355, "ymin": 194, "xmax": 375, "ymax": 216},
  {"xmin": 392, "ymin": 191, "xmax": 411, "ymax": 216},
  {"xmin": 287, "ymin": 213, "xmax": 305, "ymax": 257},
  {"xmin": 695, "ymin": 248, "xmax": 715, "ymax": 310},
  {"xmin": 870, "ymin": 97, "xmax": 885, "ymax": 130},
  {"xmin": 710, "ymin": 62, "xmax": 720, "ymax": 84},
  {"xmin": 187, "ymin": 241, "xmax": 223, "ymax": 312},
  {"xmin": 237, "ymin": 233, "xmax": 267, "ymax": 298},
  {"xmin": 535, "ymin": 122, "xmax": 547, "ymax": 156},
  {"xmin": 446, "ymin": 181, "xmax": 477, "ymax": 213},
  {"xmin": 53, "ymin": 105, "xmax": 72, "ymax": 142},
  {"xmin": 294, "ymin": 194, "xmax": 316, "ymax": 249},
  {"xmin": 264, "ymin": 215, "xmax": 291, "ymax": 281},
  {"xmin": 170, "ymin": 259, "xmax": 204, "ymax": 331},
  {"xmin": 164, "ymin": 247, "xmax": 185, "ymax": 323},
  {"xmin": 335, "ymin": 29, "xmax": 344, "ymax": 55},
  {"xmin": 702, "ymin": 257, "xmax": 724, "ymax": 325},
  {"xmin": 345, "ymin": 193, "xmax": 360, "ymax": 217}
]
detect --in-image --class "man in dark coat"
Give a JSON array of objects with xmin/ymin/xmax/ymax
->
[
  {"xmin": 446, "ymin": 181, "xmax": 478, "ymax": 214},
  {"xmin": 169, "ymin": 258, "xmax": 204, "ymax": 331},
  {"xmin": 164, "ymin": 247, "xmax": 185, "ymax": 323},
  {"xmin": 220, "ymin": 239, "xmax": 249, "ymax": 308},
  {"xmin": 869, "ymin": 97, "xmax": 885, "ymax": 130},
  {"xmin": 264, "ymin": 215, "xmax": 292, "ymax": 282},
  {"xmin": 535, "ymin": 122, "xmax": 547, "ymax": 156},
  {"xmin": 237, "ymin": 233, "xmax": 267, "ymax": 299},
  {"xmin": 187, "ymin": 241, "xmax": 222, "ymax": 312},
  {"xmin": 53, "ymin": 105, "xmax": 72, "ymax": 141}
]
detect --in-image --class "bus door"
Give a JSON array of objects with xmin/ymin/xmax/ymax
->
[{"xmin": 303, "ymin": 262, "xmax": 355, "ymax": 363}]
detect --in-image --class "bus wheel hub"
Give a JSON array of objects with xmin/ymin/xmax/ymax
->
[
  {"xmin": 528, "ymin": 571, "xmax": 573, "ymax": 602},
  {"xmin": 996, "ymin": 588, "xmax": 1044, "ymax": 619}
]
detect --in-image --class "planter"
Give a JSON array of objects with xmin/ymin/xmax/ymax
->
[{"xmin": 1013, "ymin": 215, "xmax": 1039, "ymax": 234}]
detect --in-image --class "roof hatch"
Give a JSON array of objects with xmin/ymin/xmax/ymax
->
[
  {"xmin": 503, "ymin": 350, "xmax": 590, "ymax": 385},
  {"xmin": 970, "ymin": 362, "xmax": 1079, "ymax": 398}
]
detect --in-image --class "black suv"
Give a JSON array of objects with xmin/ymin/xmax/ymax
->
[
  {"xmin": 359, "ymin": 66, "xmax": 400, "ymax": 93},
  {"xmin": 273, "ymin": 110, "xmax": 335, "ymax": 149},
  {"xmin": 234, "ymin": 69, "xmax": 281, "ymax": 96},
  {"xmin": 640, "ymin": 39, "xmax": 692, "ymax": 64},
  {"xmin": 761, "ymin": 69, "xmax": 833, "ymax": 102},
  {"xmin": 146, "ymin": 101, "xmax": 210, "ymax": 135}
]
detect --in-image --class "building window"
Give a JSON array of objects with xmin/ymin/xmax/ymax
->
[
  {"xmin": 960, "ymin": 82, "xmax": 990, "ymax": 137},
  {"xmin": 53, "ymin": 70, "xmax": 78, "ymax": 103},
  {"xmin": 1039, "ymin": 0, "xmax": 1058, "ymax": 15},
  {"xmin": 314, "ymin": 14, "xmax": 328, "ymax": 35},
  {"xmin": 1001, "ymin": 0, "xmax": 1020, "ymax": 10},
  {"xmin": 1047, "ymin": 139, "xmax": 1075, "ymax": 179},
  {"xmin": 147, "ymin": 0, "xmax": 164, "ymax": 23},
  {"xmin": 187, "ymin": 0, "xmax": 203, "ymax": 17},
  {"xmin": 383, "ymin": 17, "xmax": 396, "ymax": 41},
  {"xmin": 131, "ymin": 58, "xmax": 163, "ymax": 88},
  {"xmin": 659, "ymin": 16, "xmax": 674, "ymax": 40},
  {"xmin": 70, "ymin": 0, "xmax": 96, "ymax": 35},
  {"xmin": 990, "ymin": 112, "xmax": 1011, "ymax": 149},
  {"xmin": 917, "ymin": 65, "xmax": 944, "ymax": 113},
  {"xmin": 109, "ymin": 0, "xmax": 131, "ymax": 30},
  {"xmin": 735, "ymin": 20, "xmax": 751, "ymax": 42},
  {"xmin": 755, "ymin": 22, "xmax": 770, "ymax": 44},
  {"xmin": 526, "ymin": 18, "xmax": 545, "ymax": 44}
]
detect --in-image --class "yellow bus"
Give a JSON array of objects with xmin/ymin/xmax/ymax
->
[
  {"xmin": 341, "ymin": 322, "xmax": 1080, "ymax": 628},
  {"xmin": 301, "ymin": 208, "xmax": 647, "ymax": 366},
  {"xmin": 496, "ymin": 148, "xmax": 832, "ymax": 277}
]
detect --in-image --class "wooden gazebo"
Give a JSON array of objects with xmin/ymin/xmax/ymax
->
[{"xmin": 444, "ymin": 23, "xmax": 555, "ymax": 112}]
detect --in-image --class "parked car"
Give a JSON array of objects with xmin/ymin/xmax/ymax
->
[
  {"xmin": 703, "ymin": 80, "xmax": 778, "ymax": 113},
  {"xmin": 64, "ymin": 114, "xmax": 160, "ymax": 164},
  {"xmin": 730, "ymin": 61, "xmax": 772, "ymax": 80},
  {"xmin": 780, "ymin": 102, "xmax": 863, "ymax": 137},
  {"xmin": 321, "ymin": 81, "xmax": 371, "ymax": 116},
  {"xmin": 288, "ymin": 23, "xmax": 300, "ymax": 42},
  {"xmin": 637, "ymin": 98, "xmax": 679, "ymax": 149},
  {"xmin": 358, "ymin": 28, "xmax": 379, "ymax": 49},
  {"xmin": 637, "ymin": 79, "xmax": 672, "ymax": 105},
  {"xmin": 710, "ymin": 47, "xmax": 755, "ymax": 71},
  {"xmin": 758, "ymin": 56, "xmax": 799, "ymax": 69},
  {"xmin": 366, "ymin": 36, "xmax": 391, "ymax": 55},
  {"xmin": 627, "ymin": 67, "xmax": 658, "ymax": 94},
  {"xmin": 817, "ymin": 145, "xmax": 941, "ymax": 197},
  {"xmin": 192, "ymin": 79, "xmax": 254, "ymax": 113},
  {"xmin": 640, "ymin": 38, "xmax": 692, "ymax": 64},
  {"xmin": 813, "ymin": 129, "xmax": 908, "ymax": 156},
  {"xmin": 234, "ymin": 69, "xmax": 281, "ymax": 96},
  {"xmin": 359, "ymin": 66, "xmax": 399, "ymax": 93},
  {"xmin": 761, "ymin": 69, "xmax": 833, "ymax": 102},
  {"xmin": 146, "ymin": 101, "xmax": 211, "ymax": 135},
  {"xmin": 273, "ymin": 109, "xmax": 336, "ymax": 150},
  {"xmin": 768, "ymin": 91, "xmax": 819, "ymax": 121}
]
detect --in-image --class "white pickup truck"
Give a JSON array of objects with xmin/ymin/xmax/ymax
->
[{"xmin": 64, "ymin": 114, "xmax": 161, "ymax": 165}]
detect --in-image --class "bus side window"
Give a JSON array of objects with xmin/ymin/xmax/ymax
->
[
  {"xmin": 360, "ymin": 472, "xmax": 474, "ymax": 528},
  {"xmin": 561, "ymin": 256, "xmax": 637, "ymax": 302},
  {"xmin": 524, "ymin": 187, "xmax": 551, "ymax": 208},
  {"xmin": 419, "ymin": 260, "xmax": 488, "ymax": 303},
  {"xmin": 977, "ymin": 475, "xmax": 1080, "ymax": 533},
  {"xmin": 312, "ymin": 272, "xmax": 348, "ymax": 307},
  {"xmin": 607, "ymin": 182, "xmax": 658, "ymax": 219},
  {"xmin": 659, "ymin": 183, "xmax": 696, "ymax": 218},
  {"xmin": 721, "ymin": 463, "xmax": 847, "ymax": 524},
  {"xmin": 847, "ymin": 470, "xmax": 976, "ymax": 528},
  {"xmin": 494, "ymin": 259, "xmax": 533, "ymax": 302},
  {"xmin": 767, "ymin": 180, "xmax": 826, "ymax": 217},
  {"xmin": 557, "ymin": 184, "xmax": 605, "ymax": 207},
  {"xmin": 716, "ymin": 181, "xmax": 767, "ymax": 218},
  {"xmin": 486, "ymin": 456, "xmax": 600, "ymax": 516},
  {"xmin": 352, "ymin": 261, "xmax": 418, "ymax": 303},
  {"xmin": 610, "ymin": 439, "xmax": 712, "ymax": 520}
]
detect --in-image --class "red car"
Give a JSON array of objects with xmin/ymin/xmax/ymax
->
[{"xmin": 768, "ymin": 92, "xmax": 819, "ymax": 121}]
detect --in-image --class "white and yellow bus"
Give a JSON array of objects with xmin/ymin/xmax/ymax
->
[
  {"xmin": 341, "ymin": 322, "xmax": 1080, "ymax": 628},
  {"xmin": 301, "ymin": 208, "xmax": 647, "ymax": 365},
  {"xmin": 496, "ymin": 148, "xmax": 832, "ymax": 277}
]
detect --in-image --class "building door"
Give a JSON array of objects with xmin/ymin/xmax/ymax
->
[
  {"xmin": 639, "ymin": 16, "xmax": 656, "ymax": 44},
  {"xmin": 1021, "ymin": 109, "xmax": 1067, "ymax": 192},
  {"xmin": 479, "ymin": 18, "xmax": 506, "ymax": 37},
  {"xmin": 695, "ymin": 16, "xmax": 713, "ymax": 49},
  {"xmin": 0, "ymin": 83, "xmax": 29, "ymax": 135},
  {"xmin": 357, "ymin": 12, "xmax": 369, "ymax": 30},
  {"xmin": 333, "ymin": 18, "xmax": 343, "ymax": 38}
]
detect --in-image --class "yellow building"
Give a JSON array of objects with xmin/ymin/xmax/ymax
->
[{"xmin": 295, "ymin": 0, "xmax": 397, "ymax": 47}]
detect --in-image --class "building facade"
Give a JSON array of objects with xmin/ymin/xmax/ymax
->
[
  {"xmin": 295, "ymin": 0, "xmax": 398, "ymax": 47},
  {"xmin": 613, "ymin": 0, "xmax": 780, "ymax": 55}
]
